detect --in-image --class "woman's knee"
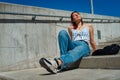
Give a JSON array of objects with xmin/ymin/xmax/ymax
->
[{"xmin": 58, "ymin": 30, "xmax": 68, "ymax": 37}]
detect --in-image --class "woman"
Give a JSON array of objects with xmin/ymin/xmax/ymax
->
[{"xmin": 39, "ymin": 11, "xmax": 97, "ymax": 74}]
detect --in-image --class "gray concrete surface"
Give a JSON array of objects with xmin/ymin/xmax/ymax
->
[
  {"xmin": 0, "ymin": 2, "xmax": 120, "ymax": 72},
  {"xmin": 0, "ymin": 68, "xmax": 120, "ymax": 80},
  {"xmin": 80, "ymin": 55, "xmax": 120, "ymax": 69}
]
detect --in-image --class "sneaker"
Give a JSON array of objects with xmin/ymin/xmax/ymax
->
[{"xmin": 39, "ymin": 58, "xmax": 58, "ymax": 74}]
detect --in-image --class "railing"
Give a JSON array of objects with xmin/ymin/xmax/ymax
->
[{"xmin": 0, "ymin": 12, "xmax": 120, "ymax": 23}]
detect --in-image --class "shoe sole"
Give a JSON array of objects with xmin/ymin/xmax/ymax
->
[{"xmin": 39, "ymin": 58, "xmax": 56, "ymax": 74}]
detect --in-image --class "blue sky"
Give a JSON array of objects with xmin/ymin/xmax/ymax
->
[{"xmin": 1, "ymin": 0, "xmax": 120, "ymax": 17}]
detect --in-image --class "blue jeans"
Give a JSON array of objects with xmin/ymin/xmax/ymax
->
[{"xmin": 58, "ymin": 30, "xmax": 90, "ymax": 69}]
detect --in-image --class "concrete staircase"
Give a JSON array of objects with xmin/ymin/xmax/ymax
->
[
  {"xmin": 80, "ymin": 54, "xmax": 120, "ymax": 69},
  {"xmin": 97, "ymin": 37, "xmax": 120, "ymax": 49},
  {"xmin": 0, "ymin": 68, "xmax": 120, "ymax": 80},
  {"xmin": 0, "ymin": 54, "xmax": 120, "ymax": 80},
  {"xmin": 0, "ymin": 48, "xmax": 120, "ymax": 80},
  {"xmin": 79, "ymin": 39, "xmax": 120, "ymax": 69}
]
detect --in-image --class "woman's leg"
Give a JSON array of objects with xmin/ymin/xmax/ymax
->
[
  {"xmin": 59, "ymin": 41, "xmax": 90, "ymax": 69},
  {"xmin": 58, "ymin": 30, "xmax": 74, "ymax": 56},
  {"xmin": 39, "ymin": 30, "xmax": 76, "ymax": 74}
]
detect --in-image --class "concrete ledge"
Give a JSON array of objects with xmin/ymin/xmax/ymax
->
[
  {"xmin": 79, "ymin": 55, "xmax": 120, "ymax": 69},
  {"xmin": 0, "ymin": 75, "xmax": 14, "ymax": 80}
]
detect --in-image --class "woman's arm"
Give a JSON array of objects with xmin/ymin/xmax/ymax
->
[
  {"xmin": 89, "ymin": 24, "xmax": 97, "ymax": 51},
  {"xmin": 68, "ymin": 25, "xmax": 73, "ymax": 40}
]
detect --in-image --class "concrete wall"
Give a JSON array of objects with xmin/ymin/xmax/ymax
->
[{"xmin": 0, "ymin": 2, "xmax": 120, "ymax": 72}]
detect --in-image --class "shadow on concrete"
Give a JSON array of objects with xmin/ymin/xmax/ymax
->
[
  {"xmin": 0, "ymin": 75, "xmax": 14, "ymax": 80},
  {"xmin": 39, "ymin": 73, "xmax": 55, "ymax": 75}
]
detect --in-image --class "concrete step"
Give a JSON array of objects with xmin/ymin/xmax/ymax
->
[
  {"xmin": 0, "ymin": 53, "xmax": 120, "ymax": 72},
  {"xmin": 0, "ymin": 68, "xmax": 120, "ymax": 80},
  {"xmin": 0, "ymin": 55, "xmax": 120, "ymax": 80},
  {"xmin": 79, "ymin": 55, "xmax": 120, "ymax": 69},
  {"xmin": 97, "ymin": 41, "xmax": 120, "ymax": 49}
]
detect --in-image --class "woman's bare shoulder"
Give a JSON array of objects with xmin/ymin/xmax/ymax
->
[
  {"xmin": 85, "ymin": 23, "xmax": 93, "ymax": 27},
  {"xmin": 68, "ymin": 24, "xmax": 74, "ymax": 29},
  {"xmin": 85, "ymin": 23, "xmax": 93, "ymax": 30}
]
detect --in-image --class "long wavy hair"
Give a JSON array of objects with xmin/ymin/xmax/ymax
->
[{"xmin": 70, "ymin": 11, "xmax": 84, "ymax": 29}]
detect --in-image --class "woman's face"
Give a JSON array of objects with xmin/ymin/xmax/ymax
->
[{"xmin": 72, "ymin": 12, "xmax": 81, "ymax": 22}]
